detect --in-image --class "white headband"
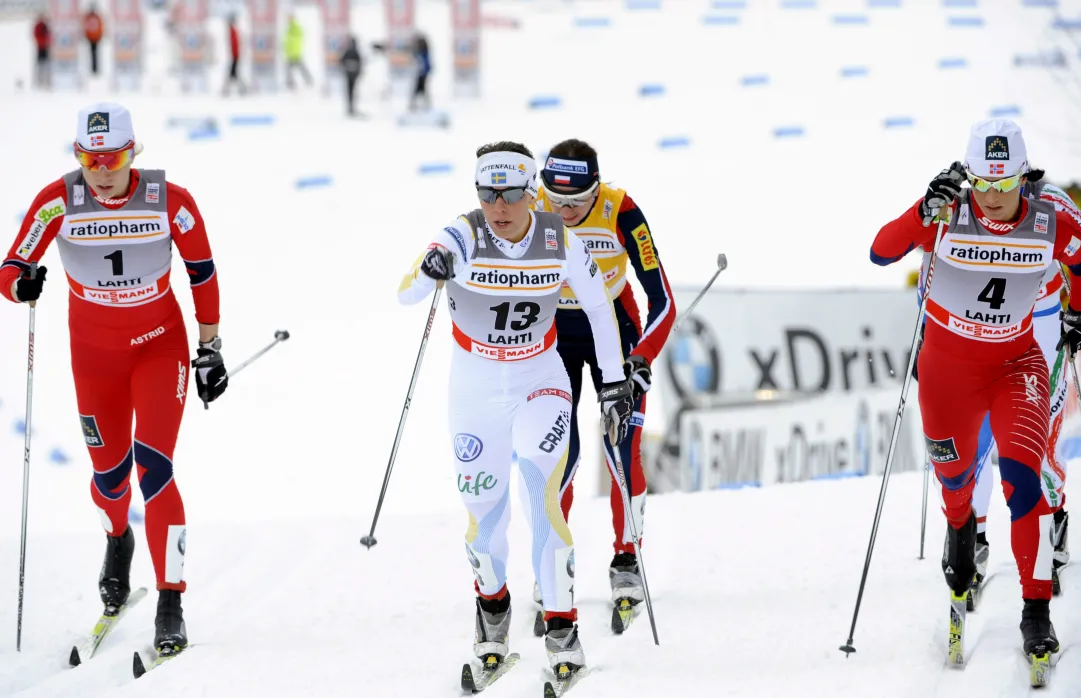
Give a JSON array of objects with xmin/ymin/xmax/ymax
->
[{"xmin": 475, "ymin": 151, "xmax": 539, "ymax": 197}]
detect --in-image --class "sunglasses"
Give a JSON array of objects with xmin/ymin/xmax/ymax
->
[
  {"xmin": 542, "ymin": 181, "xmax": 599, "ymax": 209},
  {"xmin": 477, "ymin": 186, "xmax": 530, "ymax": 205},
  {"xmin": 74, "ymin": 141, "xmax": 135, "ymax": 172},
  {"xmin": 967, "ymin": 171, "xmax": 1024, "ymax": 194}
]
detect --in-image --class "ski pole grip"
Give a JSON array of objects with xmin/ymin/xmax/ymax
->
[{"xmin": 27, "ymin": 262, "xmax": 37, "ymax": 309}]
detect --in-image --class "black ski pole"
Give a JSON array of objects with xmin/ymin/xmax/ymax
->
[
  {"xmin": 16, "ymin": 263, "xmax": 38, "ymax": 652},
  {"xmin": 840, "ymin": 217, "xmax": 947, "ymax": 656},
  {"xmin": 203, "ymin": 330, "xmax": 290, "ymax": 410},
  {"xmin": 361, "ymin": 284, "xmax": 442, "ymax": 548}
]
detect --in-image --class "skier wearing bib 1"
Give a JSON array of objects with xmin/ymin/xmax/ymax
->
[
  {"xmin": 397, "ymin": 141, "xmax": 634, "ymax": 684},
  {"xmin": 0, "ymin": 103, "xmax": 227, "ymax": 659},
  {"xmin": 871, "ymin": 119, "xmax": 1081, "ymax": 667}
]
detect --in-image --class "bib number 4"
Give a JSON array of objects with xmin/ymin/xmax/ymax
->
[{"xmin": 977, "ymin": 277, "xmax": 1006, "ymax": 310}]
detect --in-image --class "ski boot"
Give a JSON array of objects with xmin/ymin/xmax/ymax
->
[
  {"xmin": 968, "ymin": 532, "xmax": 989, "ymax": 611},
  {"xmin": 1052, "ymin": 509, "xmax": 1069, "ymax": 596},
  {"xmin": 473, "ymin": 593, "xmax": 512, "ymax": 668},
  {"xmin": 99, "ymin": 526, "xmax": 135, "ymax": 616},
  {"xmin": 943, "ymin": 512, "xmax": 977, "ymax": 666},
  {"xmin": 545, "ymin": 616, "xmax": 585, "ymax": 681},
  {"xmin": 154, "ymin": 590, "xmax": 188, "ymax": 657},
  {"xmin": 609, "ymin": 552, "xmax": 644, "ymax": 634},
  {"xmin": 532, "ymin": 582, "xmax": 546, "ymax": 637},
  {"xmin": 1021, "ymin": 598, "xmax": 1059, "ymax": 687}
]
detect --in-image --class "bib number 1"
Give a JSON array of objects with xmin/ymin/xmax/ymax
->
[
  {"xmin": 977, "ymin": 277, "xmax": 1006, "ymax": 310},
  {"xmin": 104, "ymin": 250, "xmax": 124, "ymax": 276}
]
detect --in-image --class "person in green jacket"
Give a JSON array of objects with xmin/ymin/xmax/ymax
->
[{"xmin": 284, "ymin": 14, "xmax": 312, "ymax": 90}]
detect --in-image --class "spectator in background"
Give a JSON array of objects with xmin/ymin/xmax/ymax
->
[
  {"xmin": 33, "ymin": 14, "xmax": 51, "ymax": 89},
  {"xmin": 284, "ymin": 15, "xmax": 312, "ymax": 90},
  {"xmin": 340, "ymin": 36, "xmax": 362, "ymax": 117},
  {"xmin": 223, "ymin": 14, "xmax": 246, "ymax": 96},
  {"xmin": 83, "ymin": 4, "xmax": 104, "ymax": 75},
  {"xmin": 408, "ymin": 33, "xmax": 430, "ymax": 112}
]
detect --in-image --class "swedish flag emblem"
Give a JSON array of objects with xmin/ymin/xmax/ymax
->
[{"xmin": 491, "ymin": 172, "xmax": 507, "ymax": 185}]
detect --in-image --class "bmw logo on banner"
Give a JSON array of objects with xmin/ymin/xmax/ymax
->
[{"xmin": 454, "ymin": 433, "xmax": 483, "ymax": 462}]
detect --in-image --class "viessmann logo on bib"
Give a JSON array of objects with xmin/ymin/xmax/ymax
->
[{"xmin": 943, "ymin": 234, "xmax": 1050, "ymax": 272}]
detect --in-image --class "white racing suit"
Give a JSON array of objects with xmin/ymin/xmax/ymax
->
[{"xmin": 398, "ymin": 208, "xmax": 625, "ymax": 620}]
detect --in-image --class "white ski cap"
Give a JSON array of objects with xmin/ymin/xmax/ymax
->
[
  {"xmin": 964, "ymin": 118, "xmax": 1028, "ymax": 179},
  {"xmin": 75, "ymin": 102, "xmax": 136, "ymax": 151}
]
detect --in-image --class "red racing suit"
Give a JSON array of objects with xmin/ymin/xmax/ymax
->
[
  {"xmin": 0, "ymin": 168, "xmax": 220, "ymax": 591},
  {"xmin": 872, "ymin": 192, "xmax": 1081, "ymax": 600}
]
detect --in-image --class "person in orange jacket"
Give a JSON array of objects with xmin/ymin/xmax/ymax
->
[{"xmin": 84, "ymin": 5, "xmax": 104, "ymax": 75}]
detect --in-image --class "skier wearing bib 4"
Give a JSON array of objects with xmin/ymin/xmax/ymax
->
[
  {"xmin": 871, "ymin": 119, "xmax": 1081, "ymax": 669},
  {"xmin": 397, "ymin": 141, "xmax": 634, "ymax": 683},
  {"xmin": 0, "ymin": 103, "xmax": 227, "ymax": 658},
  {"xmin": 915, "ymin": 178, "xmax": 1075, "ymax": 608},
  {"xmin": 530, "ymin": 139, "xmax": 675, "ymax": 634},
  {"xmin": 941, "ymin": 178, "xmax": 1075, "ymax": 607}
]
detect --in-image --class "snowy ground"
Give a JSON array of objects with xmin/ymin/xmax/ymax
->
[
  {"xmin": 1, "ymin": 469, "xmax": 1077, "ymax": 698},
  {"xmin": 2, "ymin": 0, "xmax": 1081, "ymax": 695}
]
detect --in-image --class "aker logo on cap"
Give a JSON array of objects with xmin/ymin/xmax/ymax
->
[
  {"xmin": 87, "ymin": 112, "xmax": 110, "ymax": 134},
  {"xmin": 985, "ymin": 136, "xmax": 1009, "ymax": 160}
]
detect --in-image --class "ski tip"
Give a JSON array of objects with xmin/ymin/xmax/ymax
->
[
  {"xmin": 460, "ymin": 663, "xmax": 475, "ymax": 693},
  {"xmin": 611, "ymin": 607, "xmax": 624, "ymax": 635},
  {"xmin": 543, "ymin": 681, "xmax": 557, "ymax": 698},
  {"xmin": 132, "ymin": 651, "xmax": 146, "ymax": 679},
  {"xmin": 69, "ymin": 646, "xmax": 81, "ymax": 667}
]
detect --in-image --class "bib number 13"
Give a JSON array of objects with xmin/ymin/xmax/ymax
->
[
  {"xmin": 490, "ymin": 301, "xmax": 540, "ymax": 331},
  {"xmin": 977, "ymin": 277, "xmax": 1006, "ymax": 310}
]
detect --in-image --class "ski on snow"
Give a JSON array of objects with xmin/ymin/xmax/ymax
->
[
  {"xmin": 542, "ymin": 665, "xmax": 587, "ymax": 698},
  {"xmin": 68, "ymin": 587, "xmax": 149, "ymax": 667},
  {"xmin": 461, "ymin": 653, "xmax": 520, "ymax": 693},
  {"xmin": 947, "ymin": 588, "xmax": 1058, "ymax": 687},
  {"xmin": 611, "ymin": 597, "xmax": 641, "ymax": 635},
  {"xmin": 133, "ymin": 643, "xmax": 190, "ymax": 679}
]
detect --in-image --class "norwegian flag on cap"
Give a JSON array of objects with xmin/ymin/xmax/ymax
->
[
  {"xmin": 90, "ymin": 134, "xmax": 105, "ymax": 148},
  {"xmin": 989, "ymin": 162, "xmax": 1004, "ymax": 175}
]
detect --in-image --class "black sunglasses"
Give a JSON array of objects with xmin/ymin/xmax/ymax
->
[{"xmin": 477, "ymin": 186, "xmax": 530, "ymax": 205}]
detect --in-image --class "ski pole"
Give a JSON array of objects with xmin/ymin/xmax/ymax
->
[
  {"xmin": 17, "ymin": 263, "xmax": 38, "ymax": 652},
  {"xmin": 204, "ymin": 330, "xmax": 291, "ymax": 410},
  {"xmin": 361, "ymin": 284, "xmax": 442, "ymax": 549},
  {"xmin": 840, "ymin": 216, "xmax": 948, "ymax": 656},
  {"xmin": 673, "ymin": 253, "xmax": 727, "ymax": 333},
  {"xmin": 606, "ymin": 418, "xmax": 660, "ymax": 646},
  {"xmin": 919, "ymin": 456, "xmax": 930, "ymax": 560}
]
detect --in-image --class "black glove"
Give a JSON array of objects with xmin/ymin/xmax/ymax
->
[
  {"xmin": 598, "ymin": 379, "xmax": 634, "ymax": 444},
  {"xmin": 191, "ymin": 337, "xmax": 228, "ymax": 404},
  {"xmin": 12, "ymin": 265, "xmax": 47, "ymax": 302},
  {"xmin": 920, "ymin": 161, "xmax": 966, "ymax": 227},
  {"xmin": 624, "ymin": 354, "xmax": 651, "ymax": 402},
  {"xmin": 420, "ymin": 247, "xmax": 454, "ymax": 281},
  {"xmin": 1058, "ymin": 308, "xmax": 1081, "ymax": 355}
]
